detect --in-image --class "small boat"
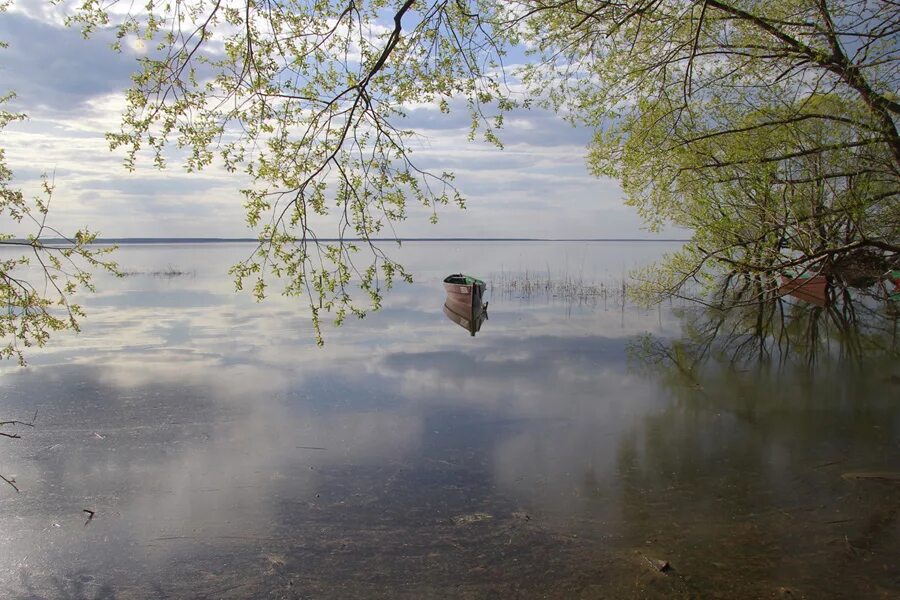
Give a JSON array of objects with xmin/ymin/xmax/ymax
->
[
  {"xmin": 443, "ymin": 273, "xmax": 486, "ymax": 306},
  {"xmin": 783, "ymin": 288, "xmax": 829, "ymax": 307},
  {"xmin": 442, "ymin": 274, "xmax": 488, "ymax": 336},
  {"xmin": 779, "ymin": 271, "xmax": 828, "ymax": 296},
  {"xmin": 779, "ymin": 271, "xmax": 829, "ymax": 307}
]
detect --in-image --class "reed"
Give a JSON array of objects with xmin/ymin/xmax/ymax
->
[
  {"xmin": 489, "ymin": 269, "xmax": 628, "ymax": 305},
  {"xmin": 120, "ymin": 265, "xmax": 195, "ymax": 278}
]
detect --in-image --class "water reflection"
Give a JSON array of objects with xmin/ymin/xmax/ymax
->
[
  {"xmin": 442, "ymin": 300, "xmax": 488, "ymax": 337},
  {"xmin": 624, "ymin": 287, "xmax": 900, "ymax": 597},
  {"xmin": 1, "ymin": 244, "xmax": 898, "ymax": 598},
  {"xmin": 633, "ymin": 281, "xmax": 898, "ymax": 374},
  {"xmin": 779, "ymin": 273, "xmax": 829, "ymax": 307}
]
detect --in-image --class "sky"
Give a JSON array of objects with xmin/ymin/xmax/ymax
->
[{"xmin": 0, "ymin": 2, "xmax": 681, "ymax": 240}]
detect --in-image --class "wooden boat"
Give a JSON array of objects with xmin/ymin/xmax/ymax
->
[
  {"xmin": 780, "ymin": 272, "xmax": 828, "ymax": 295},
  {"xmin": 442, "ymin": 273, "xmax": 488, "ymax": 336},
  {"xmin": 443, "ymin": 273, "xmax": 486, "ymax": 306},
  {"xmin": 779, "ymin": 271, "xmax": 829, "ymax": 307},
  {"xmin": 783, "ymin": 288, "xmax": 828, "ymax": 307}
]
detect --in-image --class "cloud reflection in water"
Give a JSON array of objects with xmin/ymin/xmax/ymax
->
[{"xmin": 1, "ymin": 243, "xmax": 897, "ymax": 598}]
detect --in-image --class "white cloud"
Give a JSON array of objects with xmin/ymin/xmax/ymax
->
[{"xmin": 0, "ymin": 5, "xmax": 676, "ymax": 240}]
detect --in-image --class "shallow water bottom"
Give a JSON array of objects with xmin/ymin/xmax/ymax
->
[{"xmin": 1, "ymin": 242, "xmax": 898, "ymax": 598}]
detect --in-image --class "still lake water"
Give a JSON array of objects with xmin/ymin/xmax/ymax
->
[{"xmin": 0, "ymin": 242, "xmax": 898, "ymax": 599}]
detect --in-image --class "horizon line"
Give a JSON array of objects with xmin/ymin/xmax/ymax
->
[
  {"xmin": 3, "ymin": 237, "xmax": 691, "ymax": 245},
  {"xmin": 84, "ymin": 236, "xmax": 690, "ymax": 243}
]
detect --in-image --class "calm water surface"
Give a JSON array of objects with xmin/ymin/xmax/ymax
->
[{"xmin": 0, "ymin": 242, "xmax": 898, "ymax": 599}]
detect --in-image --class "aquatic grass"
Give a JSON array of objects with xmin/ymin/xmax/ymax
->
[
  {"xmin": 120, "ymin": 265, "xmax": 195, "ymax": 278},
  {"xmin": 489, "ymin": 269, "xmax": 629, "ymax": 306}
]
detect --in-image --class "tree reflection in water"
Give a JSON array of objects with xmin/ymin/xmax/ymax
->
[
  {"xmin": 623, "ymin": 281, "xmax": 899, "ymax": 597},
  {"xmin": 632, "ymin": 279, "xmax": 898, "ymax": 376}
]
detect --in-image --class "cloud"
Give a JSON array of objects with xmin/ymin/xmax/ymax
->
[
  {"xmin": 0, "ymin": 256, "xmax": 690, "ymax": 592},
  {"xmin": 0, "ymin": 7, "xmax": 674, "ymax": 239},
  {"xmin": 0, "ymin": 12, "xmax": 139, "ymax": 111}
]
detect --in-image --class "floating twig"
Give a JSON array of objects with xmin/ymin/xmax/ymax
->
[
  {"xmin": 0, "ymin": 474, "xmax": 19, "ymax": 493},
  {"xmin": 841, "ymin": 472, "xmax": 900, "ymax": 481},
  {"xmin": 0, "ymin": 414, "xmax": 37, "ymax": 439}
]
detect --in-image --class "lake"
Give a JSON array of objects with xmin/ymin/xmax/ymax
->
[{"xmin": 0, "ymin": 241, "xmax": 898, "ymax": 599}]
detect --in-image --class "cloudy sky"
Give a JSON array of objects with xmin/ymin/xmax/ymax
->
[{"xmin": 0, "ymin": 2, "xmax": 680, "ymax": 240}]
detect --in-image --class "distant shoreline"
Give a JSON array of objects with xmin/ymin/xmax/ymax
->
[
  {"xmin": 4, "ymin": 237, "xmax": 689, "ymax": 245},
  {"xmin": 2, "ymin": 237, "xmax": 689, "ymax": 246}
]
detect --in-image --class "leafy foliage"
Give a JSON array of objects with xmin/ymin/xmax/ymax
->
[
  {"xmin": 0, "ymin": 22, "xmax": 118, "ymax": 364},
  {"xmin": 63, "ymin": 0, "xmax": 899, "ymax": 315},
  {"xmin": 0, "ymin": 182, "xmax": 118, "ymax": 364},
  {"xmin": 67, "ymin": 0, "xmax": 523, "ymax": 342},
  {"xmin": 513, "ymin": 0, "xmax": 899, "ymax": 300}
]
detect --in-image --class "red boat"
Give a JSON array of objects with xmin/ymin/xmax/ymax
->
[
  {"xmin": 443, "ymin": 274, "xmax": 486, "ymax": 306},
  {"xmin": 442, "ymin": 274, "xmax": 488, "ymax": 336},
  {"xmin": 779, "ymin": 273, "xmax": 828, "ymax": 295},
  {"xmin": 783, "ymin": 288, "xmax": 829, "ymax": 307}
]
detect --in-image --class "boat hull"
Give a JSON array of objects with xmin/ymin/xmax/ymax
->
[
  {"xmin": 443, "ymin": 275, "xmax": 486, "ymax": 306},
  {"xmin": 442, "ymin": 274, "xmax": 488, "ymax": 336},
  {"xmin": 443, "ymin": 281, "xmax": 475, "ymax": 303},
  {"xmin": 784, "ymin": 288, "xmax": 828, "ymax": 307},
  {"xmin": 779, "ymin": 274, "xmax": 828, "ymax": 297}
]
